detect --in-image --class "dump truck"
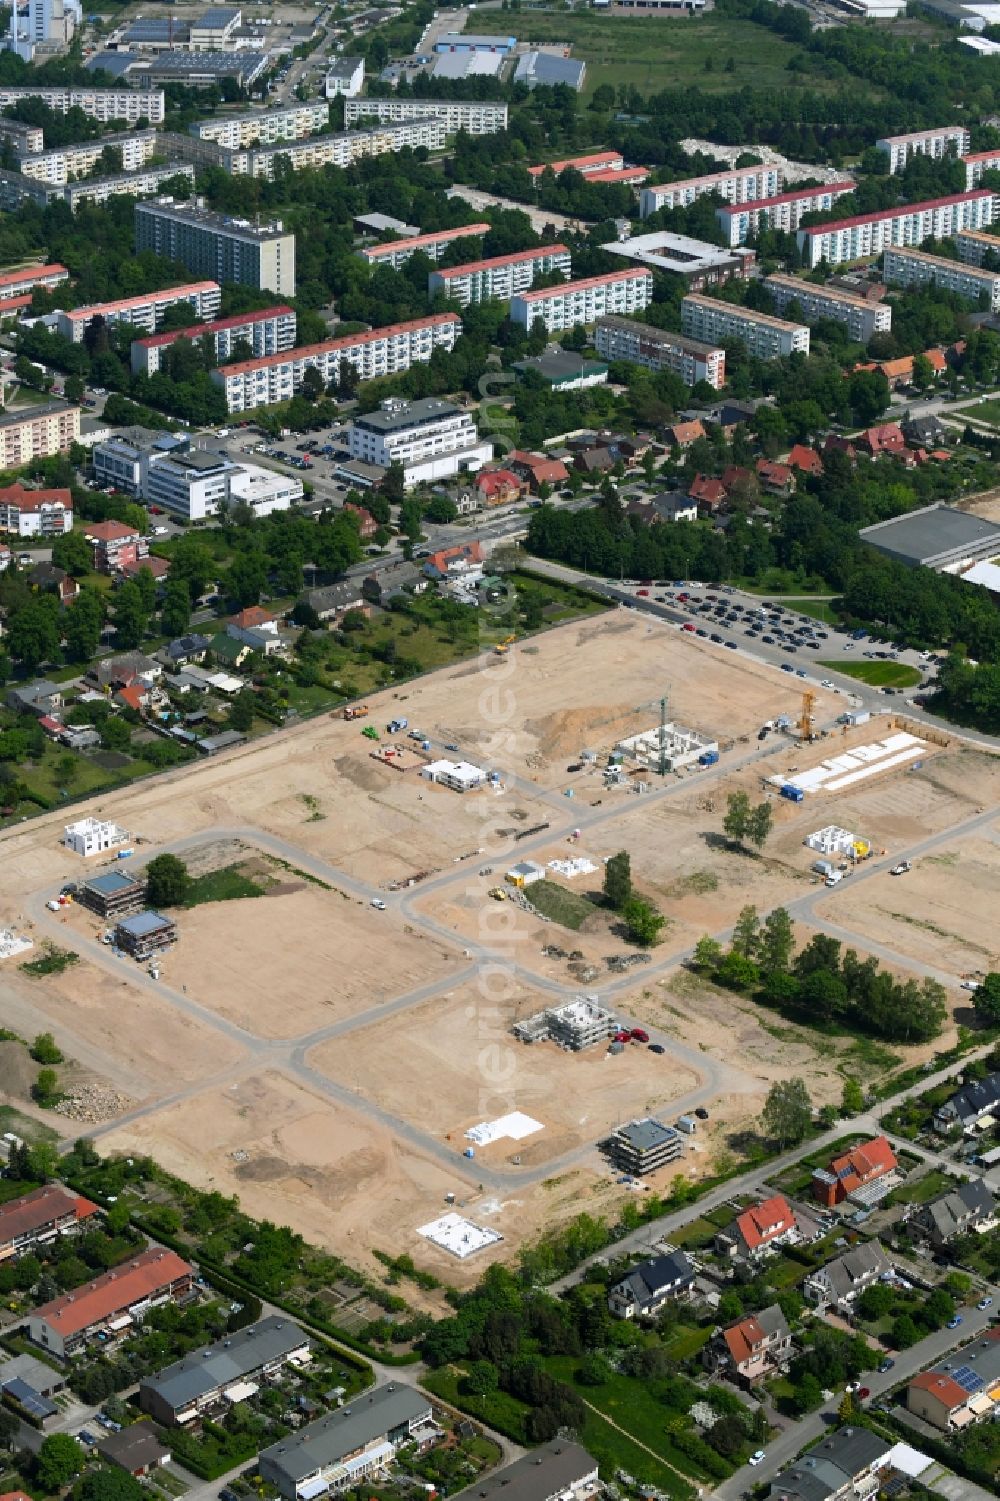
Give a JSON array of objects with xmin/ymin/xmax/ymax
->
[
  {"xmin": 780, "ymin": 784, "xmax": 804, "ymax": 802},
  {"xmin": 343, "ymin": 704, "xmax": 369, "ymax": 721},
  {"xmin": 489, "ymin": 887, "xmax": 507, "ymax": 901}
]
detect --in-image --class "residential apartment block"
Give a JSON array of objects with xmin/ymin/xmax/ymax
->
[
  {"xmin": 61, "ymin": 163, "xmax": 195, "ymax": 213},
  {"xmin": 57, "ymin": 282, "xmax": 222, "ymax": 344},
  {"xmin": 510, "ymin": 268, "xmax": 653, "ymax": 331},
  {"xmin": 344, "ymin": 95, "xmax": 508, "ymax": 136},
  {"xmin": 0, "ymin": 118, "xmax": 43, "ymax": 154},
  {"xmin": 716, "ymin": 182, "xmax": 856, "ymax": 247},
  {"xmin": 956, "ymin": 228, "xmax": 1000, "ymax": 266},
  {"xmin": 26, "ymin": 1248, "xmax": 194, "ymax": 1358},
  {"xmin": 764, "ymin": 273, "xmax": 892, "ymax": 340},
  {"xmin": 595, "ymin": 316, "xmax": 726, "ymax": 389},
  {"xmin": 0, "ymin": 1184, "xmax": 98, "ymax": 1263},
  {"xmin": 681, "ymin": 294, "xmax": 810, "ymax": 359},
  {"xmin": 451, "ymin": 1441, "xmax": 598, "ymax": 1501},
  {"xmin": 131, "ymin": 305, "xmax": 297, "ymax": 377},
  {"xmin": 875, "ymin": 125, "xmax": 970, "ymax": 173},
  {"xmin": 360, "ymin": 223, "xmax": 490, "ymax": 272},
  {"xmin": 0, "ymin": 263, "xmax": 67, "ymax": 303},
  {"xmin": 259, "ymin": 1384, "xmax": 434, "ymax": 1499},
  {"xmin": 347, "ymin": 397, "xmax": 492, "ymax": 487},
  {"xmin": 18, "ymin": 129, "xmax": 158, "ymax": 186},
  {"xmin": 0, "ymin": 401, "xmax": 80, "ymax": 466},
  {"xmin": 141, "ymin": 1317, "xmax": 311, "ymax": 1426},
  {"xmin": 962, "ymin": 149, "xmax": 1000, "ymax": 189},
  {"xmin": 192, "ymin": 99, "xmax": 329, "ymax": 149},
  {"xmin": 428, "ymin": 244, "xmax": 571, "ymax": 306},
  {"xmin": 884, "ymin": 245, "xmax": 1000, "ymax": 311},
  {"xmin": 84, "ymin": 519, "xmax": 146, "ymax": 572},
  {"xmin": 640, "ymin": 163, "xmax": 782, "ymax": 219},
  {"xmin": 165, "ymin": 119, "xmax": 448, "ymax": 177},
  {"xmin": 135, "ymin": 198, "xmax": 295, "ymax": 298},
  {"xmin": 795, "ymin": 190, "xmax": 995, "ymax": 269},
  {"xmin": 211, "ymin": 314, "xmax": 460, "ymax": 414},
  {"xmin": 0, "ymin": 85, "xmax": 165, "ymax": 123},
  {"xmin": 606, "ymin": 1118, "xmax": 682, "ymax": 1176},
  {"xmin": 0, "ymin": 481, "xmax": 72, "ymax": 536}
]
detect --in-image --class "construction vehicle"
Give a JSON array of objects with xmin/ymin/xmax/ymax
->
[
  {"xmin": 343, "ymin": 704, "xmax": 369, "ymax": 721},
  {"xmin": 890, "ymin": 860, "xmax": 911, "ymax": 876},
  {"xmin": 489, "ymin": 887, "xmax": 507, "ymax": 901},
  {"xmin": 387, "ymin": 717, "xmax": 408, "ymax": 734},
  {"xmin": 494, "ymin": 635, "xmax": 516, "ymax": 656}
]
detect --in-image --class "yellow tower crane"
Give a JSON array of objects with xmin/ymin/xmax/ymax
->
[{"xmin": 799, "ymin": 690, "xmax": 816, "ymax": 742}]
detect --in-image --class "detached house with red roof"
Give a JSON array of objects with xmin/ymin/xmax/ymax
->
[
  {"xmin": 908, "ymin": 1329, "xmax": 1000, "ymax": 1429},
  {"xmin": 26, "ymin": 1248, "xmax": 194, "ymax": 1358},
  {"xmin": 688, "ymin": 473, "xmax": 727, "ymax": 513},
  {"xmin": 476, "ymin": 469, "xmax": 524, "ymax": 507},
  {"xmin": 857, "ymin": 424, "xmax": 905, "ymax": 459},
  {"xmin": 787, "ymin": 444, "xmax": 823, "ymax": 477},
  {"xmin": 0, "ymin": 1184, "xmax": 98, "ymax": 1263},
  {"xmin": 717, "ymin": 1194, "xmax": 800, "ymax": 1261},
  {"xmin": 506, "ymin": 451, "xmax": 569, "ymax": 493},
  {"xmin": 812, "ymin": 1135, "xmax": 899, "ymax": 1208},
  {"xmin": 665, "ymin": 419, "xmax": 705, "ymax": 450},
  {"xmin": 756, "ymin": 459, "xmax": 796, "ymax": 497},
  {"xmin": 706, "ymin": 1304, "xmax": 792, "ymax": 1386}
]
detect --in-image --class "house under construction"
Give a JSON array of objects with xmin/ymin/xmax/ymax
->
[
  {"xmin": 513, "ymin": 996, "xmax": 617, "ymax": 1051},
  {"xmin": 615, "ymin": 720, "xmax": 717, "ymax": 772}
]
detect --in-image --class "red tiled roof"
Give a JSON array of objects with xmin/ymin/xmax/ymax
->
[
  {"xmin": 115, "ymin": 683, "xmax": 147, "ymax": 713},
  {"xmin": 757, "ymin": 459, "xmax": 793, "ymax": 483},
  {"xmin": 0, "ymin": 481, "xmax": 71, "ymax": 513},
  {"xmin": 477, "ymin": 468, "xmax": 519, "ymax": 493},
  {"xmin": 0, "ymin": 1184, "xmax": 98, "ymax": 1249},
  {"xmin": 719, "ymin": 181, "xmax": 855, "ymax": 214},
  {"xmin": 216, "ymin": 313, "xmax": 460, "ymax": 378},
  {"xmin": 962, "ymin": 150, "xmax": 1000, "ymax": 164},
  {"xmin": 668, "ymin": 420, "xmax": 705, "ymax": 444},
  {"xmin": 364, "ymin": 223, "xmax": 490, "ymax": 258},
  {"xmin": 508, "ymin": 451, "xmax": 569, "ymax": 484},
  {"xmin": 828, "ymin": 1134, "xmax": 897, "ymax": 1191},
  {"xmin": 61, "ymin": 283, "xmax": 219, "ymax": 323},
  {"xmin": 433, "ymin": 244, "xmax": 569, "ymax": 280},
  {"xmin": 800, "ymin": 190, "xmax": 992, "ymax": 237},
  {"xmin": 85, "ymin": 519, "xmax": 139, "ymax": 542},
  {"xmin": 233, "ymin": 606, "xmax": 275, "ymax": 628},
  {"xmin": 0, "ymin": 263, "xmax": 67, "ymax": 292},
  {"xmin": 910, "ymin": 1371, "xmax": 968, "ymax": 1409},
  {"xmin": 689, "ymin": 474, "xmax": 726, "ymax": 503},
  {"xmin": 121, "ymin": 555, "xmax": 169, "ymax": 579},
  {"xmin": 527, "ymin": 150, "xmax": 622, "ymax": 178},
  {"xmin": 787, "ymin": 444, "xmax": 822, "ymax": 474},
  {"xmin": 587, "ymin": 167, "xmax": 649, "ymax": 184},
  {"xmin": 32, "ymin": 1248, "xmax": 193, "ymax": 1339},
  {"xmin": 736, "ymin": 1194, "xmax": 793, "ymax": 1252},
  {"xmin": 134, "ymin": 305, "xmax": 295, "ymax": 351},
  {"xmin": 723, "ymin": 1314, "xmax": 768, "ymax": 1366}
]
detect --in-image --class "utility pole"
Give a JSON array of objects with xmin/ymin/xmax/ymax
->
[{"xmin": 659, "ymin": 693, "xmax": 669, "ymax": 777}]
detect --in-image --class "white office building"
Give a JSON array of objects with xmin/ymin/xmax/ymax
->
[
  {"xmin": 796, "ymin": 190, "xmax": 995, "ymax": 269},
  {"xmin": 429, "ymin": 244, "xmax": 571, "ymax": 306},
  {"xmin": 681, "ymin": 294, "xmax": 810, "ymax": 359},
  {"xmin": 131, "ymin": 305, "xmax": 297, "ymax": 377},
  {"xmin": 18, "ymin": 129, "xmax": 157, "ymax": 186},
  {"xmin": 716, "ymin": 182, "xmax": 856, "ymax": 247},
  {"xmin": 883, "ymin": 246, "xmax": 1000, "ymax": 311},
  {"xmin": 360, "ymin": 223, "xmax": 490, "ymax": 272},
  {"xmin": 510, "ymin": 268, "xmax": 653, "ymax": 332},
  {"xmin": 0, "ymin": 85, "xmax": 164, "ymax": 123},
  {"xmin": 347, "ymin": 397, "xmax": 492, "ymax": 488},
  {"xmin": 211, "ymin": 313, "xmax": 461, "ymax": 414},
  {"xmin": 640, "ymin": 164, "xmax": 782, "ymax": 219},
  {"xmin": 875, "ymin": 126, "xmax": 970, "ymax": 174},
  {"xmin": 764, "ymin": 274, "xmax": 892, "ymax": 340},
  {"xmin": 57, "ymin": 282, "xmax": 221, "ymax": 343},
  {"xmin": 595, "ymin": 316, "xmax": 726, "ymax": 389},
  {"xmin": 5, "ymin": 0, "xmax": 80, "ymax": 63},
  {"xmin": 344, "ymin": 96, "xmax": 508, "ymax": 136},
  {"xmin": 192, "ymin": 100, "xmax": 329, "ymax": 149},
  {"xmin": 325, "ymin": 54, "xmax": 364, "ymax": 97}
]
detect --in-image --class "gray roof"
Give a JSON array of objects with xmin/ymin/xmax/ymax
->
[
  {"xmin": 513, "ymin": 51, "xmax": 586, "ymax": 89},
  {"xmin": 771, "ymin": 1428, "xmax": 892, "ymax": 1501},
  {"xmin": 924, "ymin": 1179, "xmax": 996, "ymax": 1240},
  {"xmin": 939, "ymin": 1072, "xmax": 1000, "ymax": 1124},
  {"xmin": 514, "ymin": 350, "xmax": 607, "ymax": 383},
  {"xmin": 814, "ymin": 1240, "xmax": 890, "ymax": 1300},
  {"xmin": 616, "ymin": 1119, "xmax": 678, "ymax": 1153},
  {"xmin": 354, "ymin": 398, "xmax": 461, "ymax": 435},
  {"xmin": 859, "ymin": 502, "xmax": 1000, "ymax": 568},
  {"xmin": 97, "ymin": 1423, "xmax": 170, "ymax": 1468},
  {"xmin": 613, "ymin": 1252, "xmax": 694, "ymax": 1305},
  {"xmin": 260, "ymin": 1385, "xmax": 430, "ymax": 1484},
  {"xmin": 452, "ymin": 1442, "xmax": 596, "ymax": 1501},
  {"xmin": 0, "ymin": 1353, "xmax": 64, "ymax": 1396},
  {"xmin": 328, "ymin": 54, "xmax": 363, "ymax": 77},
  {"xmin": 0, "ymin": 400, "xmax": 76, "ymax": 428},
  {"xmin": 116, "ymin": 910, "xmax": 173, "ymax": 938},
  {"xmin": 143, "ymin": 1317, "xmax": 309, "ymax": 1412},
  {"xmin": 84, "ymin": 870, "xmax": 143, "ymax": 898}
]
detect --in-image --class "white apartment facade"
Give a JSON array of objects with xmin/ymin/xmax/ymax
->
[
  {"xmin": 360, "ymin": 222, "xmax": 490, "ymax": 271},
  {"xmin": 429, "ymin": 244, "xmax": 571, "ymax": 306},
  {"xmin": 510, "ymin": 268, "xmax": 653, "ymax": 331},
  {"xmin": 0, "ymin": 402, "xmax": 80, "ymax": 467},
  {"xmin": 61, "ymin": 162, "xmax": 194, "ymax": 211},
  {"xmin": 956, "ymin": 228, "xmax": 1000, "ymax": 266},
  {"xmin": 131, "ymin": 305, "xmax": 296, "ymax": 377},
  {"xmin": 0, "ymin": 262, "xmax": 67, "ymax": 302},
  {"xmin": 764, "ymin": 273, "xmax": 892, "ymax": 340},
  {"xmin": 325, "ymin": 55, "xmax": 364, "ymax": 97},
  {"xmin": 883, "ymin": 246, "xmax": 1000, "ymax": 311},
  {"xmin": 796, "ymin": 190, "xmax": 995, "ymax": 268},
  {"xmin": 57, "ymin": 282, "xmax": 222, "ymax": 344},
  {"xmin": 640, "ymin": 164, "xmax": 783, "ymax": 219},
  {"xmin": 63, "ymin": 818, "xmax": 128, "ymax": 857},
  {"xmin": 344, "ymin": 96, "xmax": 508, "ymax": 136},
  {"xmin": 0, "ymin": 487, "xmax": 72, "ymax": 536},
  {"xmin": 594, "ymin": 315, "xmax": 726, "ymax": 389},
  {"xmin": 681, "ymin": 294, "xmax": 810, "ymax": 359},
  {"xmin": 0, "ymin": 86, "xmax": 165, "ymax": 123},
  {"xmin": 347, "ymin": 397, "xmax": 493, "ymax": 487},
  {"xmin": 963, "ymin": 150, "xmax": 1000, "ymax": 190},
  {"xmin": 18, "ymin": 129, "xmax": 157, "ymax": 186},
  {"xmin": 211, "ymin": 313, "xmax": 461, "ymax": 413},
  {"xmin": 192, "ymin": 100, "xmax": 329, "ymax": 149},
  {"xmin": 716, "ymin": 182, "xmax": 856, "ymax": 247},
  {"xmin": 875, "ymin": 126, "xmax": 970, "ymax": 173}
]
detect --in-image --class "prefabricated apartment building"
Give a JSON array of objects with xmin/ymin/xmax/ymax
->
[{"xmin": 514, "ymin": 996, "xmax": 618, "ymax": 1050}]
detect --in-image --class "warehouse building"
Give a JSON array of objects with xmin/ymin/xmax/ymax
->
[
  {"xmin": 606, "ymin": 1118, "xmax": 683, "ymax": 1176},
  {"xmin": 595, "ymin": 316, "xmax": 725, "ymax": 389},
  {"xmin": 640, "ymin": 163, "xmax": 782, "ymax": 218},
  {"xmin": 875, "ymin": 125, "xmax": 970, "ymax": 173},
  {"xmin": 359, "ymin": 223, "xmax": 489, "ymax": 272},
  {"xmin": 141, "ymin": 1317, "xmax": 312, "ymax": 1426},
  {"xmin": 764, "ymin": 274, "xmax": 892, "ymax": 340},
  {"xmin": 428, "ymin": 244, "xmax": 571, "ymax": 306},
  {"xmin": 510, "ymin": 268, "xmax": 653, "ymax": 332},
  {"xmin": 681, "ymin": 295, "xmax": 809, "ymax": 359},
  {"xmin": 131, "ymin": 305, "xmax": 296, "ymax": 378},
  {"xmin": 0, "ymin": 85, "xmax": 165, "ymax": 123},
  {"xmin": 859, "ymin": 503, "xmax": 1000, "ymax": 570},
  {"xmin": 716, "ymin": 181, "xmax": 856, "ymax": 247},
  {"xmin": 883, "ymin": 245, "xmax": 1000, "ymax": 311},
  {"xmin": 135, "ymin": 198, "xmax": 295, "ymax": 298},
  {"xmin": 344, "ymin": 96, "xmax": 508, "ymax": 136},
  {"xmin": 57, "ymin": 283, "xmax": 221, "ymax": 344},
  {"xmin": 259, "ymin": 1384, "xmax": 435, "ymax": 1499},
  {"xmin": 796, "ymin": 190, "xmax": 994, "ymax": 269},
  {"xmin": 212, "ymin": 314, "xmax": 460, "ymax": 414},
  {"xmin": 26, "ymin": 1249, "xmax": 194, "ymax": 1358}
]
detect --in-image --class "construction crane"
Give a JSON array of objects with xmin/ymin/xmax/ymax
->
[
  {"xmin": 632, "ymin": 691, "xmax": 671, "ymax": 776},
  {"xmin": 799, "ymin": 690, "xmax": 816, "ymax": 742}
]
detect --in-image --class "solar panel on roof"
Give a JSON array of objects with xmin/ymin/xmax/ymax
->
[
  {"xmin": 2, "ymin": 1379, "xmax": 57, "ymax": 1419},
  {"xmin": 950, "ymin": 1365, "xmax": 984, "ymax": 1393}
]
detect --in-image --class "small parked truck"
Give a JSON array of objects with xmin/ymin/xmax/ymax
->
[
  {"xmin": 343, "ymin": 704, "xmax": 369, "ymax": 721},
  {"xmin": 387, "ymin": 717, "xmax": 408, "ymax": 734}
]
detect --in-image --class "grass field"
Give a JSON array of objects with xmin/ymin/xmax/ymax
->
[
  {"xmin": 183, "ymin": 864, "xmax": 268, "ymax": 908},
  {"xmin": 505, "ymin": 12, "xmax": 836, "ymax": 101},
  {"xmin": 0, "ymin": 1104, "xmax": 58, "ymax": 1146},
  {"xmin": 780, "ymin": 598, "xmax": 841, "ymax": 624},
  {"xmin": 819, "ymin": 660, "xmax": 921, "ymax": 688},
  {"xmin": 524, "ymin": 879, "xmax": 597, "ymax": 930},
  {"xmin": 955, "ymin": 399, "xmax": 1000, "ymax": 426}
]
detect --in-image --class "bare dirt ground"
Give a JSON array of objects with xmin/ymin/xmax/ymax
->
[{"xmin": 306, "ymin": 981, "xmax": 702, "ymax": 1164}]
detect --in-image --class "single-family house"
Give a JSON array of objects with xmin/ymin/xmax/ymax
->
[
  {"xmin": 506, "ymin": 450, "xmax": 570, "ymax": 493},
  {"xmin": 934, "ymin": 1072, "xmax": 1000, "ymax": 1133},
  {"xmin": 28, "ymin": 562, "xmax": 79, "ymax": 605},
  {"xmin": 6, "ymin": 680, "xmax": 63, "ymax": 717},
  {"xmin": 665, "ymin": 419, "xmax": 705, "ymax": 450},
  {"xmin": 907, "ymin": 1329, "xmax": 1000, "ymax": 1429},
  {"xmin": 903, "ymin": 413, "xmax": 947, "ymax": 448},
  {"xmin": 804, "ymin": 1239, "xmax": 891, "ymax": 1315},
  {"xmin": 786, "ymin": 444, "xmax": 823, "ymax": 477},
  {"xmin": 707, "ymin": 1304, "xmax": 791, "ymax": 1386},
  {"xmin": 476, "ymin": 469, "xmax": 524, "ymax": 507},
  {"xmin": 756, "ymin": 459, "xmax": 796, "ymax": 497},
  {"xmin": 344, "ymin": 502, "xmax": 377, "ymax": 539},
  {"xmin": 227, "ymin": 607, "xmax": 282, "ymax": 655},
  {"xmin": 916, "ymin": 1179, "xmax": 997, "ymax": 1246},
  {"xmin": 115, "ymin": 682, "xmax": 151, "ymax": 715},
  {"xmin": 823, "ymin": 434, "xmax": 858, "ymax": 464},
  {"xmin": 96, "ymin": 1425, "xmax": 171, "ymax": 1477},
  {"xmin": 607, "ymin": 1252, "xmax": 695, "ymax": 1319},
  {"xmin": 768, "ymin": 1427, "xmax": 892, "ymax": 1501},
  {"xmin": 423, "ymin": 542, "xmax": 484, "ymax": 580},
  {"xmin": 857, "ymin": 423, "xmax": 905, "ymax": 459},
  {"xmin": 301, "ymin": 581, "xmax": 367, "ymax": 624},
  {"xmin": 209, "ymin": 632, "xmax": 251, "ymax": 669},
  {"xmin": 362, "ymin": 566, "xmax": 428, "ymax": 606},
  {"xmin": 716, "ymin": 1194, "xmax": 799, "ymax": 1261},
  {"xmin": 573, "ymin": 445, "xmax": 616, "ymax": 476},
  {"xmin": 652, "ymin": 491, "xmax": 697, "ymax": 524},
  {"xmin": 162, "ymin": 634, "xmax": 211, "ymax": 667},
  {"xmin": 812, "ymin": 1135, "xmax": 898, "ymax": 1207},
  {"xmin": 688, "ymin": 473, "xmax": 727, "ymax": 513},
  {"xmin": 89, "ymin": 653, "xmax": 162, "ymax": 691}
]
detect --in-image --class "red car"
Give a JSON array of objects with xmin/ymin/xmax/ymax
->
[
  {"xmin": 637, "ymin": 588, "xmax": 649, "ymax": 596},
  {"xmin": 682, "ymin": 623, "xmax": 696, "ymax": 632},
  {"xmin": 630, "ymin": 1028, "xmax": 649, "ymax": 1043}
]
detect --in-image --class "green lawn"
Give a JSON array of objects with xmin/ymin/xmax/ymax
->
[
  {"xmin": 954, "ymin": 398, "xmax": 1000, "ymax": 426},
  {"xmin": 182, "ymin": 864, "xmax": 268, "ymax": 908},
  {"xmin": 507, "ymin": 11, "xmax": 841, "ymax": 101},
  {"xmin": 0, "ymin": 1104, "xmax": 58, "ymax": 1146},
  {"xmin": 818, "ymin": 660, "xmax": 921, "ymax": 688},
  {"xmin": 524, "ymin": 879, "xmax": 598, "ymax": 930},
  {"xmin": 780, "ymin": 598, "xmax": 841, "ymax": 624},
  {"xmin": 889, "ymin": 1167, "xmax": 952, "ymax": 1205}
]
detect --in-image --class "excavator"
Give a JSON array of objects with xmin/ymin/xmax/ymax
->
[{"xmin": 494, "ymin": 635, "xmax": 516, "ymax": 656}]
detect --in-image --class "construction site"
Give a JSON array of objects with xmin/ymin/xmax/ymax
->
[{"xmin": 1, "ymin": 610, "xmax": 997, "ymax": 1280}]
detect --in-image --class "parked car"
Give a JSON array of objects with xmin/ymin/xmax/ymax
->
[
  {"xmin": 978, "ymin": 1296, "xmax": 993, "ymax": 1309},
  {"xmin": 878, "ymin": 1359, "xmax": 895, "ymax": 1373},
  {"xmin": 947, "ymin": 1315, "xmax": 963, "ymax": 1329},
  {"xmin": 748, "ymin": 1451, "xmax": 766, "ymax": 1467}
]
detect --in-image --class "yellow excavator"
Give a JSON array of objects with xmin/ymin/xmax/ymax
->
[{"xmin": 494, "ymin": 635, "xmax": 516, "ymax": 656}]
